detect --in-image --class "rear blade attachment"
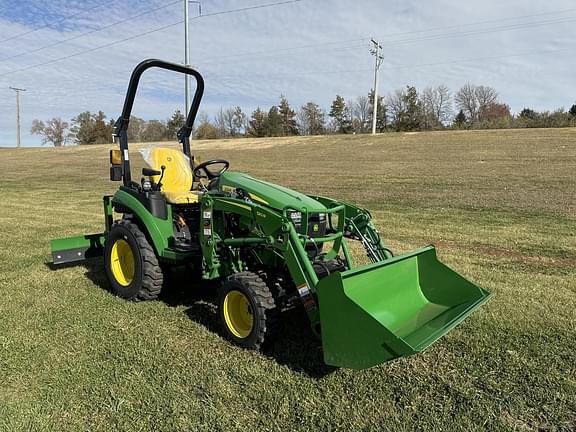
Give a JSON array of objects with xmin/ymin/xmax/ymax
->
[{"xmin": 51, "ymin": 233, "xmax": 105, "ymax": 265}]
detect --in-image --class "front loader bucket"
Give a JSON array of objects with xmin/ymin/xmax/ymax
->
[{"xmin": 316, "ymin": 245, "xmax": 492, "ymax": 369}]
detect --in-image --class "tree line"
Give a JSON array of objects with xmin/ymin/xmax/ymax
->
[{"xmin": 31, "ymin": 84, "xmax": 576, "ymax": 146}]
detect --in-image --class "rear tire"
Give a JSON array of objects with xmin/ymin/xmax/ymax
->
[
  {"xmin": 217, "ymin": 271, "xmax": 279, "ymax": 350},
  {"xmin": 104, "ymin": 220, "xmax": 163, "ymax": 301}
]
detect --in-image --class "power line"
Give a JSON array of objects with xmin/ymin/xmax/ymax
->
[
  {"xmin": 1, "ymin": 3, "xmax": 572, "ymax": 108},
  {"xmin": 381, "ymin": 16, "xmax": 576, "ymax": 48},
  {"xmin": 172, "ymin": 8, "xmax": 576, "ymax": 65},
  {"xmin": 196, "ymin": 44, "xmax": 569, "ymax": 82},
  {"xmin": 176, "ymin": 12, "xmax": 576, "ymax": 68},
  {"xmin": 196, "ymin": 7, "xmax": 576, "ymax": 64},
  {"xmin": 196, "ymin": 13, "xmax": 576, "ymax": 67},
  {"xmin": 0, "ymin": 0, "xmax": 118, "ymax": 44},
  {"xmin": 380, "ymin": 46, "xmax": 571, "ymax": 72},
  {"xmin": 0, "ymin": 0, "xmax": 181, "ymax": 64},
  {"xmin": 189, "ymin": 0, "xmax": 302, "ymax": 19},
  {"xmin": 0, "ymin": 0, "xmax": 304, "ymax": 78},
  {"xmin": 1, "ymin": 3, "xmax": 571, "ymax": 78},
  {"xmin": 376, "ymin": 7, "xmax": 576, "ymax": 40},
  {"xmin": 17, "ymin": 42, "xmax": 571, "ymax": 102},
  {"xmin": 0, "ymin": 19, "xmax": 184, "ymax": 77}
]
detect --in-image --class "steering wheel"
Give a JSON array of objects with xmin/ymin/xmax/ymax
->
[{"xmin": 193, "ymin": 159, "xmax": 230, "ymax": 180}]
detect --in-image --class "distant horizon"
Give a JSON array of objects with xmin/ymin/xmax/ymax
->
[{"xmin": 1, "ymin": 125, "xmax": 575, "ymax": 149}]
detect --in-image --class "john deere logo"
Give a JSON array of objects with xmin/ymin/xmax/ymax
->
[{"xmin": 313, "ymin": 224, "xmax": 319, "ymax": 232}]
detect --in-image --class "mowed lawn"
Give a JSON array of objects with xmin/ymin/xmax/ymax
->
[{"xmin": 0, "ymin": 128, "xmax": 574, "ymax": 431}]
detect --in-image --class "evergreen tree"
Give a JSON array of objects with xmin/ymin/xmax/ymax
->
[
  {"xmin": 393, "ymin": 86, "xmax": 420, "ymax": 131},
  {"xmin": 167, "ymin": 109, "xmax": 186, "ymax": 139},
  {"xmin": 278, "ymin": 95, "xmax": 299, "ymax": 136},
  {"xmin": 569, "ymin": 104, "xmax": 576, "ymax": 117},
  {"xmin": 265, "ymin": 106, "xmax": 283, "ymax": 137},
  {"xmin": 453, "ymin": 110, "xmax": 467, "ymax": 129},
  {"xmin": 247, "ymin": 107, "xmax": 267, "ymax": 137},
  {"xmin": 519, "ymin": 108, "xmax": 537, "ymax": 120},
  {"xmin": 298, "ymin": 102, "xmax": 326, "ymax": 136},
  {"xmin": 329, "ymin": 95, "xmax": 351, "ymax": 133},
  {"xmin": 93, "ymin": 111, "xmax": 112, "ymax": 143},
  {"xmin": 69, "ymin": 111, "xmax": 113, "ymax": 144}
]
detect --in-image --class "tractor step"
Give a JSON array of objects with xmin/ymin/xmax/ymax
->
[{"xmin": 316, "ymin": 245, "xmax": 492, "ymax": 369}]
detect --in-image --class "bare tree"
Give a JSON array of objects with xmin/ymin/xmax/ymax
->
[
  {"xmin": 420, "ymin": 85, "xmax": 452, "ymax": 128},
  {"xmin": 455, "ymin": 83, "xmax": 478, "ymax": 122},
  {"xmin": 386, "ymin": 88, "xmax": 408, "ymax": 127},
  {"xmin": 141, "ymin": 120, "xmax": 167, "ymax": 142},
  {"xmin": 194, "ymin": 112, "xmax": 219, "ymax": 139},
  {"xmin": 475, "ymin": 86, "xmax": 499, "ymax": 121},
  {"xmin": 215, "ymin": 107, "xmax": 246, "ymax": 137},
  {"xmin": 30, "ymin": 118, "xmax": 69, "ymax": 147},
  {"xmin": 214, "ymin": 108, "xmax": 229, "ymax": 138},
  {"xmin": 352, "ymin": 95, "xmax": 370, "ymax": 133},
  {"xmin": 455, "ymin": 84, "xmax": 498, "ymax": 123}
]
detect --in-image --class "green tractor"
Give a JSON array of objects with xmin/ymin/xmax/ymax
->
[{"xmin": 51, "ymin": 59, "xmax": 492, "ymax": 369}]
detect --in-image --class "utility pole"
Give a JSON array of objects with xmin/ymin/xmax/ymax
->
[
  {"xmin": 370, "ymin": 38, "xmax": 383, "ymax": 135},
  {"xmin": 9, "ymin": 86, "xmax": 26, "ymax": 148},
  {"xmin": 184, "ymin": 1, "xmax": 201, "ymax": 115}
]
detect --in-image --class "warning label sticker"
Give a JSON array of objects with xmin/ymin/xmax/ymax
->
[{"xmin": 297, "ymin": 284, "xmax": 310, "ymax": 297}]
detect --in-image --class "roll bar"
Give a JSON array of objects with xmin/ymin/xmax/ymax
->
[{"xmin": 113, "ymin": 59, "xmax": 205, "ymax": 186}]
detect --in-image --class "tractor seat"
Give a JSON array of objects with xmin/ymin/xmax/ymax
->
[{"xmin": 146, "ymin": 147, "xmax": 201, "ymax": 205}]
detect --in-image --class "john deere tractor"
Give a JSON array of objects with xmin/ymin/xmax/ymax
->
[{"xmin": 51, "ymin": 59, "xmax": 492, "ymax": 369}]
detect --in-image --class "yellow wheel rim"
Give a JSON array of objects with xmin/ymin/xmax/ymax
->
[
  {"xmin": 223, "ymin": 290, "xmax": 254, "ymax": 338},
  {"xmin": 110, "ymin": 239, "xmax": 135, "ymax": 286}
]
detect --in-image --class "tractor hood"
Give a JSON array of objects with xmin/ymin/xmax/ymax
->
[{"xmin": 219, "ymin": 171, "xmax": 327, "ymax": 213}]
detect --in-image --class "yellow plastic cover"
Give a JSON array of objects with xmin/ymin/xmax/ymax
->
[{"xmin": 146, "ymin": 147, "xmax": 193, "ymax": 193}]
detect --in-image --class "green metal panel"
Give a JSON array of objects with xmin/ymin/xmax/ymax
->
[
  {"xmin": 112, "ymin": 189, "xmax": 174, "ymax": 257},
  {"xmin": 316, "ymin": 246, "xmax": 492, "ymax": 369},
  {"xmin": 220, "ymin": 171, "xmax": 328, "ymax": 212}
]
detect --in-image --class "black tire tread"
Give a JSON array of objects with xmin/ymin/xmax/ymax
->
[
  {"xmin": 112, "ymin": 220, "xmax": 163, "ymax": 301},
  {"xmin": 219, "ymin": 271, "xmax": 279, "ymax": 350}
]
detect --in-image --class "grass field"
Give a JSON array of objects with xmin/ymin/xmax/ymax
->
[{"xmin": 0, "ymin": 128, "xmax": 575, "ymax": 431}]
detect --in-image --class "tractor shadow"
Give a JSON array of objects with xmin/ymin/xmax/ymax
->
[
  {"xmin": 160, "ymin": 267, "xmax": 337, "ymax": 379},
  {"xmin": 47, "ymin": 261, "xmax": 336, "ymax": 378}
]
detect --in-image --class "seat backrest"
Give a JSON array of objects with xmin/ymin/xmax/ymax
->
[{"xmin": 147, "ymin": 147, "xmax": 193, "ymax": 193}]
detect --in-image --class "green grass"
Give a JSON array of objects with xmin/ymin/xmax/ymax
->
[{"xmin": 1, "ymin": 128, "xmax": 575, "ymax": 431}]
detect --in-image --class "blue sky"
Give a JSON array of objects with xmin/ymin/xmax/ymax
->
[{"xmin": 0, "ymin": 0, "xmax": 574, "ymax": 147}]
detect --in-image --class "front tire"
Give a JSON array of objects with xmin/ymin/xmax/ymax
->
[
  {"xmin": 104, "ymin": 220, "xmax": 163, "ymax": 301},
  {"xmin": 217, "ymin": 271, "xmax": 279, "ymax": 350}
]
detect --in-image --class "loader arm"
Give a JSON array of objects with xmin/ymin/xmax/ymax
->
[{"xmin": 308, "ymin": 195, "xmax": 393, "ymax": 262}]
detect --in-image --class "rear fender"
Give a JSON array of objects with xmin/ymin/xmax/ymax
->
[{"xmin": 112, "ymin": 189, "xmax": 174, "ymax": 256}]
